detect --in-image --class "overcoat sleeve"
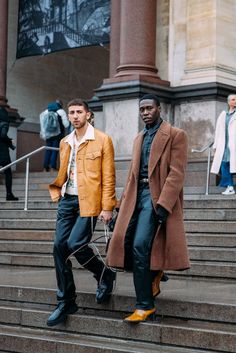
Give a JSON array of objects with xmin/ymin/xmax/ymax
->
[{"xmin": 157, "ymin": 129, "xmax": 188, "ymax": 213}]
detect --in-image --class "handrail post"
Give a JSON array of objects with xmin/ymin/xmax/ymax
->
[
  {"xmin": 205, "ymin": 147, "xmax": 211, "ymax": 195},
  {"xmin": 24, "ymin": 158, "xmax": 30, "ymax": 211}
]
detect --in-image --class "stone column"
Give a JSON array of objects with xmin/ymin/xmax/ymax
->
[
  {"xmin": 115, "ymin": 0, "xmax": 159, "ymax": 79},
  {"xmin": 0, "ymin": 0, "xmax": 21, "ymax": 166},
  {"xmin": 181, "ymin": 0, "xmax": 236, "ymax": 86},
  {"xmin": 109, "ymin": 0, "xmax": 121, "ymax": 77},
  {"xmin": 0, "ymin": 0, "xmax": 8, "ymax": 105},
  {"xmin": 95, "ymin": 0, "xmax": 169, "ymax": 158}
]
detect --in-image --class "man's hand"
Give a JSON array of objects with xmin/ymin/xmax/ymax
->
[{"xmin": 99, "ymin": 210, "xmax": 113, "ymax": 224}]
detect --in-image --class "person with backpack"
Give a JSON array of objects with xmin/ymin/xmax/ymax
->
[
  {"xmin": 40, "ymin": 100, "xmax": 69, "ymax": 171},
  {"xmin": 0, "ymin": 107, "xmax": 19, "ymax": 201}
]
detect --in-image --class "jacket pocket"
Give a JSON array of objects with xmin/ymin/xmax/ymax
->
[{"xmin": 85, "ymin": 151, "xmax": 102, "ymax": 172}]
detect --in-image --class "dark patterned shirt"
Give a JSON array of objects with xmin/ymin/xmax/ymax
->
[{"xmin": 139, "ymin": 119, "xmax": 163, "ymax": 179}]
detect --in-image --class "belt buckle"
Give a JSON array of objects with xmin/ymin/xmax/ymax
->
[{"xmin": 140, "ymin": 178, "xmax": 149, "ymax": 184}]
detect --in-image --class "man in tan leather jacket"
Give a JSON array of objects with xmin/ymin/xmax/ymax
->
[{"xmin": 47, "ymin": 98, "xmax": 116, "ymax": 327}]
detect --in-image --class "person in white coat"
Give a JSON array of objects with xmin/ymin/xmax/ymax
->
[{"xmin": 211, "ymin": 94, "xmax": 236, "ymax": 195}]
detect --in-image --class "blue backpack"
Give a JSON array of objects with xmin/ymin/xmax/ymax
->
[{"xmin": 40, "ymin": 110, "xmax": 61, "ymax": 140}]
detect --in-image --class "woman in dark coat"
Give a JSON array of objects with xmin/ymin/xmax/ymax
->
[{"xmin": 0, "ymin": 107, "xmax": 18, "ymax": 201}]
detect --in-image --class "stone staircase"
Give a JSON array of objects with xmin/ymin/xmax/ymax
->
[{"xmin": 0, "ymin": 171, "xmax": 235, "ymax": 353}]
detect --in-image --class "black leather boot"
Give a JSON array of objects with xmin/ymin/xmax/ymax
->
[
  {"xmin": 47, "ymin": 301, "xmax": 78, "ymax": 326},
  {"xmin": 96, "ymin": 268, "xmax": 116, "ymax": 304},
  {"xmin": 6, "ymin": 193, "xmax": 19, "ymax": 201}
]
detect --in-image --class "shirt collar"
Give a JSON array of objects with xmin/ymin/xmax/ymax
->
[
  {"xmin": 143, "ymin": 118, "xmax": 163, "ymax": 136},
  {"xmin": 65, "ymin": 123, "xmax": 95, "ymax": 148}
]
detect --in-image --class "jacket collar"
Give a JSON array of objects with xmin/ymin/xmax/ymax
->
[{"xmin": 64, "ymin": 123, "xmax": 95, "ymax": 148}]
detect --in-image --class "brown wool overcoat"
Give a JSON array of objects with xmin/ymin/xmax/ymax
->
[{"xmin": 107, "ymin": 121, "xmax": 190, "ymax": 271}]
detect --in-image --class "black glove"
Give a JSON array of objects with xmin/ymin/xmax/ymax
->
[
  {"xmin": 156, "ymin": 205, "xmax": 168, "ymax": 224},
  {"xmin": 108, "ymin": 208, "xmax": 119, "ymax": 232}
]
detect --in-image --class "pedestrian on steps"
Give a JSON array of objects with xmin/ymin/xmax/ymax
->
[
  {"xmin": 211, "ymin": 94, "xmax": 236, "ymax": 195},
  {"xmin": 47, "ymin": 98, "xmax": 116, "ymax": 327},
  {"xmin": 106, "ymin": 94, "xmax": 190, "ymax": 323},
  {"xmin": 40, "ymin": 100, "xmax": 69, "ymax": 171},
  {"xmin": 0, "ymin": 107, "xmax": 18, "ymax": 201}
]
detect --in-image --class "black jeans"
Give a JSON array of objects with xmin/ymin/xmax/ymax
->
[
  {"xmin": 54, "ymin": 194, "xmax": 105, "ymax": 303},
  {"xmin": 0, "ymin": 160, "xmax": 12, "ymax": 194},
  {"xmin": 124, "ymin": 184, "xmax": 159, "ymax": 310}
]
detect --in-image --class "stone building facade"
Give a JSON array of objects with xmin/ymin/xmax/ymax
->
[{"xmin": 1, "ymin": 0, "xmax": 236, "ymax": 169}]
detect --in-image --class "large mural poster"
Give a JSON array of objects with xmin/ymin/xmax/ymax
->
[{"xmin": 17, "ymin": 0, "xmax": 110, "ymax": 58}]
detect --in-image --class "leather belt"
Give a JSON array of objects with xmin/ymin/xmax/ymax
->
[{"xmin": 139, "ymin": 178, "xmax": 149, "ymax": 184}]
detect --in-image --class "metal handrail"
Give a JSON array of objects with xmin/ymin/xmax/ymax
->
[
  {"xmin": 191, "ymin": 141, "xmax": 214, "ymax": 195},
  {"xmin": 0, "ymin": 145, "xmax": 132, "ymax": 211},
  {"xmin": 0, "ymin": 146, "xmax": 59, "ymax": 210}
]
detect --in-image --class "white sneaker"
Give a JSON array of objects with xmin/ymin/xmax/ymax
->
[{"xmin": 222, "ymin": 186, "xmax": 235, "ymax": 195}]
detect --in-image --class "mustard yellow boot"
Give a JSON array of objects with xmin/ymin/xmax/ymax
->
[
  {"xmin": 124, "ymin": 308, "xmax": 156, "ymax": 323},
  {"xmin": 152, "ymin": 270, "xmax": 164, "ymax": 298}
]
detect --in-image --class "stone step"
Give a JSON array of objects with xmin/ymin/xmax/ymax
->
[
  {"xmin": 0, "ymin": 198, "xmax": 236, "ymax": 211},
  {"xmin": 1, "ymin": 193, "xmax": 236, "ymax": 211},
  {"xmin": 184, "ymin": 170, "xmax": 216, "ymax": 187},
  {"xmin": 0, "ymin": 187, "xmax": 124, "ymax": 200},
  {"xmin": 0, "ymin": 229, "xmax": 104, "ymax": 241},
  {"xmin": 184, "ymin": 209, "xmax": 236, "ymax": 221},
  {"xmin": 0, "ymin": 219, "xmax": 109, "ymax": 230},
  {"xmin": 1, "ymin": 218, "xmax": 236, "ymax": 234},
  {"xmin": 0, "ymin": 324, "xmax": 204, "ymax": 353},
  {"xmin": 0, "ymin": 183, "xmax": 49, "ymax": 191},
  {"xmin": 0, "ymin": 241, "xmax": 52, "ymax": 254},
  {"xmin": 190, "ymin": 247, "xmax": 236, "ymax": 262},
  {"xmin": 11, "ymin": 171, "xmax": 58, "ymax": 178},
  {"xmin": 0, "ymin": 219, "xmax": 56, "ymax": 230},
  {"xmin": 183, "ymin": 186, "xmax": 223, "ymax": 195},
  {"xmin": 186, "ymin": 233, "xmax": 236, "ymax": 247},
  {"xmin": 185, "ymin": 221, "xmax": 236, "ymax": 234},
  {"xmin": 0, "ymin": 240, "xmax": 235, "ymax": 263},
  {"xmin": 2, "ymin": 208, "xmax": 236, "ymax": 221},
  {"xmin": 4, "ymin": 177, "xmax": 52, "ymax": 185},
  {"xmin": 171, "ymin": 261, "xmax": 236, "ymax": 279},
  {"xmin": 1, "ymin": 268, "xmax": 235, "ymax": 323},
  {"xmin": 0, "ymin": 229, "xmax": 54, "ymax": 240},
  {"xmin": 0, "ymin": 201, "xmax": 57, "ymax": 209},
  {"xmin": 0, "ymin": 252, "xmax": 235, "ymax": 279},
  {"xmin": 1, "ymin": 229, "xmax": 235, "ymax": 248},
  {"xmin": 0, "ymin": 303, "xmax": 235, "ymax": 353},
  {"xmin": 0, "ymin": 190, "xmax": 51, "ymax": 197},
  {"xmin": 183, "ymin": 197, "xmax": 236, "ymax": 208},
  {"xmin": 0, "ymin": 209, "xmax": 57, "ymax": 219}
]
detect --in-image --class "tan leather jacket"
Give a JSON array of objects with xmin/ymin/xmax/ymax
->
[{"xmin": 49, "ymin": 129, "xmax": 116, "ymax": 217}]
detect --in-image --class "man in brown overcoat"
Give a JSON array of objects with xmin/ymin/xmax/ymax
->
[{"xmin": 106, "ymin": 94, "xmax": 190, "ymax": 323}]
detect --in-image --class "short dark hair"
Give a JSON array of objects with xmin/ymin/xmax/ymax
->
[
  {"xmin": 140, "ymin": 94, "xmax": 160, "ymax": 107},
  {"xmin": 67, "ymin": 98, "xmax": 89, "ymax": 112}
]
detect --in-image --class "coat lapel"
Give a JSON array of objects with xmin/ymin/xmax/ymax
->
[
  {"xmin": 149, "ymin": 121, "xmax": 170, "ymax": 177},
  {"xmin": 131, "ymin": 133, "xmax": 143, "ymax": 179},
  {"xmin": 229, "ymin": 111, "xmax": 236, "ymax": 125}
]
